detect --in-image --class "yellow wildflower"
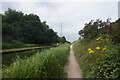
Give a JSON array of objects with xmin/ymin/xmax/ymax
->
[
  {"xmin": 96, "ymin": 37, "xmax": 102, "ymax": 41},
  {"xmin": 89, "ymin": 50, "xmax": 94, "ymax": 54},
  {"xmin": 102, "ymin": 47, "xmax": 107, "ymax": 51},
  {"xmin": 96, "ymin": 46, "xmax": 100, "ymax": 50},
  {"xmin": 88, "ymin": 48, "xmax": 92, "ymax": 51},
  {"xmin": 87, "ymin": 48, "xmax": 94, "ymax": 54}
]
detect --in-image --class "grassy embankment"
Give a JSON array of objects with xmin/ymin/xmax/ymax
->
[
  {"xmin": 3, "ymin": 44, "xmax": 70, "ymax": 78},
  {"xmin": 73, "ymin": 36, "xmax": 120, "ymax": 79},
  {"xmin": 2, "ymin": 46, "xmax": 50, "ymax": 67},
  {"xmin": 3, "ymin": 50, "xmax": 38, "ymax": 67}
]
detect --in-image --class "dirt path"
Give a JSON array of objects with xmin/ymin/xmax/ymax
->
[{"xmin": 64, "ymin": 44, "xmax": 83, "ymax": 78}]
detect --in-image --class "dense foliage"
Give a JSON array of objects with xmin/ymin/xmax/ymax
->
[{"xmin": 2, "ymin": 8, "xmax": 66, "ymax": 49}]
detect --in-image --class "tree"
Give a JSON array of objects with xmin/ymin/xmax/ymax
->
[
  {"xmin": 61, "ymin": 36, "xmax": 66, "ymax": 43},
  {"xmin": 78, "ymin": 19, "xmax": 108, "ymax": 39},
  {"xmin": 2, "ymin": 8, "xmax": 62, "ymax": 45}
]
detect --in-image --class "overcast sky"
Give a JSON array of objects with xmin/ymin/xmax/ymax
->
[{"xmin": 1, "ymin": 0, "xmax": 119, "ymax": 42}]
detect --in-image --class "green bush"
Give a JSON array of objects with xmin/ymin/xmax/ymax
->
[{"xmin": 91, "ymin": 44, "xmax": 120, "ymax": 79}]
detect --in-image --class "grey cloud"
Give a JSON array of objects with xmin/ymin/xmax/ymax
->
[{"xmin": 2, "ymin": 2, "xmax": 118, "ymax": 42}]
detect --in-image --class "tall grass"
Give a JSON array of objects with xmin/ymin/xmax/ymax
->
[
  {"xmin": 3, "ymin": 44, "xmax": 70, "ymax": 78},
  {"xmin": 2, "ymin": 50, "xmax": 38, "ymax": 67}
]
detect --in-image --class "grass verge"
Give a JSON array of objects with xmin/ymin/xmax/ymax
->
[
  {"xmin": 73, "ymin": 37, "xmax": 120, "ymax": 79},
  {"xmin": 2, "ymin": 44, "xmax": 70, "ymax": 78}
]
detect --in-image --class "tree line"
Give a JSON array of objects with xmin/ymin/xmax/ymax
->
[
  {"xmin": 78, "ymin": 18, "xmax": 120, "ymax": 43},
  {"xmin": 2, "ymin": 8, "xmax": 67, "ymax": 46}
]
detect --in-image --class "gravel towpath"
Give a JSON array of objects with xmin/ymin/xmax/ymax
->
[{"xmin": 64, "ymin": 44, "xmax": 83, "ymax": 78}]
